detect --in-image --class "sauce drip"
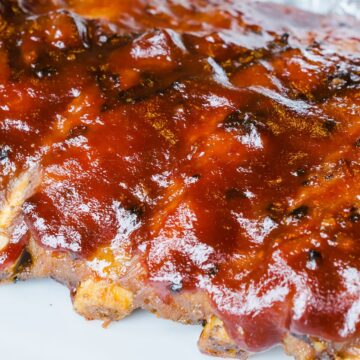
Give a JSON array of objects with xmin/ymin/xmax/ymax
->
[{"xmin": 1, "ymin": 0, "xmax": 360, "ymax": 351}]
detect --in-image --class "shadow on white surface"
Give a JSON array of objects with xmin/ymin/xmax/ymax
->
[{"xmin": 0, "ymin": 279, "xmax": 290, "ymax": 360}]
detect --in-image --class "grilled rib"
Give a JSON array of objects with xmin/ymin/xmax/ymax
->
[{"xmin": 0, "ymin": 1, "xmax": 360, "ymax": 358}]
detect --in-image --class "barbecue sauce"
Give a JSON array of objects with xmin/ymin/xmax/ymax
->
[{"xmin": 0, "ymin": 0, "xmax": 360, "ymax": 352}]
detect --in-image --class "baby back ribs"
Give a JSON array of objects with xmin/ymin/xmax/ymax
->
[{"xmin": 0, "ymin": 0, "xmax": 360, "ymax": 358}]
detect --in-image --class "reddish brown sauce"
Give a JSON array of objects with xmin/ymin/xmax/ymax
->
[{"xmin": 1, "ymin": 0, "xmax": 360, "ymax": 352}]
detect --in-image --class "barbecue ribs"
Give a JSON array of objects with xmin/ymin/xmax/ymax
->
[{"xmin": 0, "ymin": 0, "xmax": 360, "ymax": 358}]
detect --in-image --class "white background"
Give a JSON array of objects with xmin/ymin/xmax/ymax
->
[{"xmin": 0, "ymin": 279, "xmax": 290, "ymax": 360}]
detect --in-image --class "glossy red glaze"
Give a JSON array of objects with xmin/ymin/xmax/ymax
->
[{"xmin": 1, "ymin": 0, "xmax": 360, "ymax": 352}]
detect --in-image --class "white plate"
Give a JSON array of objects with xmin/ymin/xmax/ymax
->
[{"xmin": 0, "ymin": 279, "xmax": 291, "ymax": 360}]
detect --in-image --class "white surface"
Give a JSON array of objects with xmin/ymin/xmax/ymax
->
[
  {"xmin": 267, "ymin": 0, "xmax": 344, "ymax": 13},
  {"xmin": 0, "ymin": 279, "xmax": 291, "ymax": 360},
  {"xmin": 260, "ymin": 0, "xmax": 360, "ymax": 18}
]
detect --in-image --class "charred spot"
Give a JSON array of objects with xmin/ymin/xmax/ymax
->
[
  {"xmin": 268, "ymin": 33, "xmax": 290, "ymax": 50},
  {"xmin": 290, "ymin": 90, "xmax": 307, "ymax": 101},
  {"xmin": 0, "ymin": 146, "xmax": 10, "ymax": 161},
  {"xmin": 5, "ymin": 42, "xmax": 20, "ymax": 72},
  {"xmin": 222, "ymin": 110, "xmax": 257, "ymax": 133},
  {"xmin": 95, "ymin": 70, "xmax": 121, "ymax": 94},
  {"xmin": 14, "ymin": 248, "xmax": 33, "ymax": 275},
  {"xmin": 191, "ymin": 173, "xmax": 201, "ymax": 180},
  {"xmin": 225, "ymin": 187, "xmax": 246, "ymax": 200},
  {"xmin": 322, "ymin": 119, "xmax": 337, "ymax": 133},
  {"xmin": 207, "ymin": 265, "xmax": 219, "ymax": 276},
  {"xmin": 308, "ymin": 249, "xmax": 322, "ymax": 262},
  {"xmin": 294, "ymin": 168, "xmax": 306, "ymax": 177},
  {"xmin": 169, "ymin": 282, "xmax": 182, "ymax": 293},
  {"xmin": 0, "ymin": 1, "xmax": 18, "ymax": 17},
  {"xmin": 128, "ymin": 204, "xmax": 144, "ymax": 218},
  {"xmin": 117, "ymin": 92, "xmax": 146, "ymax": 105},
  {"xmin": 301, "ymin": 179, "xmax": 313, "ymax": 187},
  {"xmin": 306, "ymin": 41, "xmax": 322, "ymax": 51},
  {"xmin": 349, "ymin": 214, "xmax": 360, "ymax": 223},
  {"xmin": 324, "ymin": 172, "xmax": 335, "ymax": 180},
  {"xmin": 280, "ymin": 32, "xmax": 289, "ymax": 44},
  {"xmin": 68, "ymin": 125, "xmax": 88, "ymax": 138},
  {"xmin": 33, "ymin": 65, "xmax": 58, "ymax": 79},
  {"xmin": 354, "ymin": 138, "xmax": 360, "ymax": 148},
  {"xmin": 101, "ymin": 102, "xmax": 110, "ymax": 112},
  {"xmin": 349, "ymin": 208, "xmax": 360, "ymax": 223},
  {"xmin": 117, "ymin": 78, "xmax": 180, "ymax": 105},
  {"xmin": 290, "ymin": 205, "xmax": 309, "ymax": 220},
  {"xmin": 201, "ymin": 319, "xmax": 207, "ymax": 327},
  {"xmin": 222, "ymin": 110, "xmax": 243, "ymax": 131},
  {"xmin": 307, "ymin": 250, "xmax": 323, "ymax": 270},
  {"xmin": 153, "ymin": 80, "xmax": 180, "ymax": 97}
]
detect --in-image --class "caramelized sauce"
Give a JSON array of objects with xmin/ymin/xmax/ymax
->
[{"xmin": 1, "ymin": 0, "xmax": 360, "ymax": 351}]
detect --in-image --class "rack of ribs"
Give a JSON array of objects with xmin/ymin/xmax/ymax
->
[{"xmin": 0, "ymin": 0, "xmax": 360, "ymax": 358}]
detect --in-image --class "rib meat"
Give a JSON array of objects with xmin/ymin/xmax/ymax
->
[{"xmin": 0, "ymin": 0, "xmax": 360, "ymax": 358}]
